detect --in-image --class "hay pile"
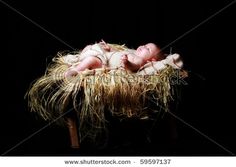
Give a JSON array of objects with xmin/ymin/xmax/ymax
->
[{"xmin": 26, "ymin": 46, "xmax": 184, "ymax": 140}]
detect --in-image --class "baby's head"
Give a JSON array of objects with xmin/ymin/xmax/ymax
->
[{"xmin": 135, "ymin": 43, "xmax": 161, "ymax": 61}]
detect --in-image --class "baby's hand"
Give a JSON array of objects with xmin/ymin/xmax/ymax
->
[
  {"xmin": 120, "ymin": 54, "xmax": 129, "ymax": 68},
  {"xmin": 121, "ymin": 54, "xmax": 128, "ymax": 62}
]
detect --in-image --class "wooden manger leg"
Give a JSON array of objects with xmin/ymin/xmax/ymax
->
[{"xmin": 67, "ymin": 115, "xmax": 80, "ymax": 148}]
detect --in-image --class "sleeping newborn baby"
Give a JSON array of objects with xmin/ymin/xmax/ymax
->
[{"xmin": 64, "ymin": 41, "xmax": 163, "ymax": 77}]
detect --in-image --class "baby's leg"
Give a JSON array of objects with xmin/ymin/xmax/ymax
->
[
  {"xmin": 75, "ymin": 56, "xmax": 102, "ymax": 71},
  {"xmin": 65, "ymin": 56, "xmax": 102, "ymax": 77}
]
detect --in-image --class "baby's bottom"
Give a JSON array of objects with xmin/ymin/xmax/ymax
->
[{"xmin": 65, "ymin": 56, "xmax": 102, "ymax": 77}]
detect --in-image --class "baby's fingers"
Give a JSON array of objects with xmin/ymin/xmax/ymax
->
[{"xmin": 121, "ymin": 54, "xmax": 128, "ymax": 60}]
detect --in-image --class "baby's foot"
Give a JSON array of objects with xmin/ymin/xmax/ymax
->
[
  {"xmin": 99, "ymin": 40, "xmax": 111, "ymax": 51},
  {"xmin": 64, "ymin": 69, "xmax": 79, "ymax": 78}
]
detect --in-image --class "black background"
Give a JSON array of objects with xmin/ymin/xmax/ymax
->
[{"xmin": 1, "ymin": 0, "xmax": 236, "ymax": 156}]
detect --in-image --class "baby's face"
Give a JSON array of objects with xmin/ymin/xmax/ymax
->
[{"xmin": 136, "ymin": 43, "xmax": 160, "ymax": 60}]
